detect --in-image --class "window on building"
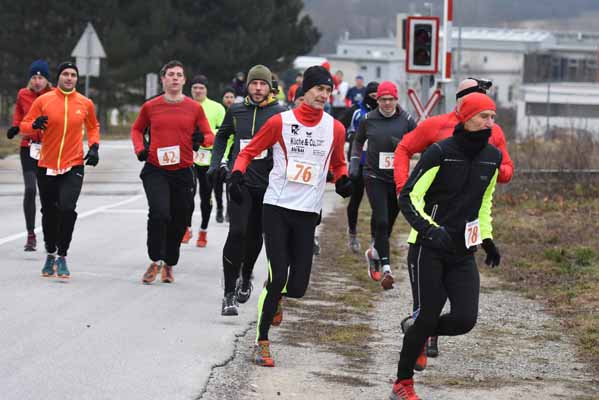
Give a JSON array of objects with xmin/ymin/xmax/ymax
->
[
  {"xmin": 508, "ymin": 85, "xmax": 514, "ymax": 103},
  {"xmin": 343, "ymin": 49, "xmax": 348, "ymax": 55},
  {"xmin": 360, "ymin": 65, "xmax": 367, "ymax": 71},
  {"xmin": 483, "ymin": 56, "xmax": 488, "ymax": 63},
  {"xmin": 376, "ymin": 66, "xmax": 381, "ymax": 78},
  {"xmin": 526, "ymin": 102, "xmax": 599, "ymax": 118}
]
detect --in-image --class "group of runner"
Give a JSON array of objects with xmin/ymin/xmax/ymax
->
[{"xmin": 7, "ymin": 57, "xmax": 513, "ymax": 400}]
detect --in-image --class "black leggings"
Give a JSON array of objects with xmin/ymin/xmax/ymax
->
[
  {"xmin": 364, "ymin": 178, "xmax": 399, "ymax": 265},
  {"xmin": 398, "ymin": 244, "xmax": 480, "ymax": 379},
  {"xmin": 193, "ymin": 165, "xmax": 213, "ymax": 230},
  {"xmin": 257, "ymin": 204, "xmax": 318, "ymax": 341},
  {"xmin": 20, "ymin": 147, "xmax": 38, "ymax": 232},
  {"xmin": 141, "ymin": 163, "xmax": 195, "ymax": 266},
  {"xmin": 222, "ymin": 185, "xmax": 265, "ymax": 294},
  {"xmin": 37, "ymin": 165, "xmax": 84, "ymax": 256},
  {"xmin": 213, "ymin": 167, "xmax": 227, "ymax": 211}
]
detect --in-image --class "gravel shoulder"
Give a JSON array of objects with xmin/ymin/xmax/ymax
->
[{"xmin": 201, "ymin": 201, "xmax": 599, "ymax": 400}]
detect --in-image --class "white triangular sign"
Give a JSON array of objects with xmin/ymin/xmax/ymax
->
[{"xmin": 71, "ymin": 22, "xmax": 106, "ymax": 59}]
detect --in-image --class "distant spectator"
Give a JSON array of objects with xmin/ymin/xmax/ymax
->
[
  {"xmin": 331, "ymin": 70, "xmax": 349, "ymax": 119},
  {"xmin": 287, "ymin": 72, "xmax": 303, "ymax": 103},
  {"xmin": 222, "ymin": 87, "xmax": 236, "ymax": 109},
  {"xmin": 231, "ymin": 71, "xmax": 246, "ymax": 102},
  {"xmin": 346, "ymin": 75, "xmax": 366, "ymax": 106}
]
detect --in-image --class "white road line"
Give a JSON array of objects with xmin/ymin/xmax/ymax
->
[{"xmin": 0, "ymin": 195, "xmax": 144, "ymax": 246}]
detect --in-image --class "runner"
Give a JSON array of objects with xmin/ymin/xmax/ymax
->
[
  {"xmin": 131, "ymin": 60, "xmax": 214, "ymax": 285},
  {"xmin": 231, "ymin": 65, "xmax": 352, "ymax": 367},
  {"xmin": 216, "ymin": 88, "xmax": 237, "ymax": 223},
  {"xmin": 393, "ymin": 77, "xmax": 514, "ymax": 362},
  {"xmin": 350, "ymin": 81, "xmax": 416, "ymax": 289},
  {"xmin": 6, "ymin": 59, "xmax": 53, "ymax": 251},
  {"xmin": 343, "ymin": 81, "xmax": 379, "ymax": 253},
  {"xmin": 19, "ymin": 61, "xmax": 100, "ymax": 279},
  {"xmin": 391, "ymin": 93, "xmax": 502, "ymax": 400},
  {"xmin": 208, "ymin": 65, "xmax": 286, "ymax": 316},
  {"xmin": 181, "ymin": 75, "xmax": 226, "ymax": 247}
]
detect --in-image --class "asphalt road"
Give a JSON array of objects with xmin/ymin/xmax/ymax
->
[{"xmin": 0, "ymin": 140, "xmax": 268, "ymax": 400}]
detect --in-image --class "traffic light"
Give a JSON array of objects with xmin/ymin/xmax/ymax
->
[{"xmin": 406, "ymin": 16, "xmax": 440, "ymax": 74}]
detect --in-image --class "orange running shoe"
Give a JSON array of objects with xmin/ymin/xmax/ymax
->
[
  {"xmin": 196, "ymin": 230, "xmax": 207, "ymax": 247},
  {"xmin": 414, "ymin": 345, "xmax": 427, "ymax": 371},
  {"xmin": 390, "ymin": 378, "xmax": 421, "ymax": 400},
  {"xmin": 254, "ymin": 340, "xmax": 275, "ymax": 367},
  {"xmin": 181, "ymin": 227, "xmax": 192, "ymax": 244},
  {"xmin": 161, "ymin": 265, "xmax": 174, "ymax": 283},
  {"xmin": 271, "ymin": 300, "xmax": 283, "ymax": 327},
  {"xmin": 142, "ymin": 262, "xmax": 162, "ymax": 284},
  {"xmin": 365, "ymin": 248, "xmax": 382, "ymax": 281},
  {"xmin": 381, "ymin": 271, "xmax": 394, "ymax": 290}
]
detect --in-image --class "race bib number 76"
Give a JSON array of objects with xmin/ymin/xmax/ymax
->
[{"xmin": 287, "ymin": 159, "xmax": 319, "ymax": 186}]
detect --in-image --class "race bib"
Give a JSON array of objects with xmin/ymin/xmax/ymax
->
[
  {"xmin": 29, "ymin": 143, "xmax": 41, "ymax": 160},
  {"xmin": 46, "ymin": 167, "xmax": 72, "ymax": 176},
  {"xmin": 464, "ymin": 219, "xmax": 482, "ymax": 249},
  {"xmin": 287, "ymin": 159, "xmax": 320, "ymax": 186},
  {"xmin": 194, "ymin": 148, "xmax": 211, "ymax": 165},
  {"xmin": 379, "ymin": 152, "xmax": 394, "ymax": 170},
  {"xmin": 157, "ymin": 145, "xmax": 180, "ymax": 166},
  {"xmin": 240, "ymin": 139, "xmax": 267, "ymax": 160}
]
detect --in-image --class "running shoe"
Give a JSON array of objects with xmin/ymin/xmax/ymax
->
[
  {"xmin": 427, "ymin": 336, "xmax": 439, "ymax": 358},
  {"xmin": 236, "ymin": 277, "xmax": 253, "ymax": 304},
  {"xmin": 348, "ymin": 231, "xmax": 360, "ymax": 254},
  {"xmin": 381, "ymin": 271, "xmax": 394, "ymax": 290},
  {"xmin": 313, "ymin": 235, "xmax": 320, "ymax": 256},
  {"xmin": 221, "ymin": 292, "xmax": 238, "ymax": 316},
  {"xmin": 56, "ymin": 256, "xmax": 70, "ymax": 279},
  {"xmin": 142, "ymin": 262, "xmax": 162, "ymax": 284},
  {"xmin": 414, "ymin": 346, "xmax": 427, "ymax": 371},
  {"xmin": 400, "ymin": 316, "xmax": 414, "ymax": 334},
  {"xmin": 196, "ymin": 230, "xmax": 207, "ymax": 248},
  {"xmin": 389, "ymin": 378, "xmax": 421, "ymax": 400},
  {"xmin": 41, "ymin": 254, "xmax": 56, "ymax": 277},
  {"xmin": 271, "ymin": 299, "xmax": 283, "ymax": 327},
  {"xmin": 24, "ymin": 232, "xmax": 36, "ymax": 252},
  {"xmin": 365, "ymin": 248, "xmax": 381, "ymax": 281},
  {"xmin": 181, "ymin": 227, "xmax": 192, "ymax": 244},
  {"xmin": 216, "ymin": 208, "xmax": 224, "ymax": 223},
  {"xmin": 254, "ymin": 340, "xmax": 275, "ymax": 367},
  {"xmin": 161, "ymin": 265, "xmax": 174, "ymax": 283}
]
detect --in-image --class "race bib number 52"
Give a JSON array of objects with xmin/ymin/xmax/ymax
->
[
  {"xmin": 287, "ymin": 159, "xmax": 319, "ymax": 186},
  {"xmin": 29, "ymin": 143, "xmax": 41, "ymax": 160},
  {"xmin": 158, "ymin": 145, "xmax": 180, "ymax": 166},
  {"xmin": 379, "ymin": 152, "xmax": 394, "ymax": 170}
]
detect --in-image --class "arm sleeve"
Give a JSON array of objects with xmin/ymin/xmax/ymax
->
[
  {"xmin": 398, "ymin": 143, "xmax": 443, "ymax": 234},
  {"xmin": 85, "ymin": 100, "xmax": 100, "ymax": 147},
  {"xmin": 491, "ymin": 125, "xmax": 514, "ymax": 183},
  {"xmin": 330, "ymin": 120, "xmax": 349, "ymax": 181},
  {"xmin": 351, "ymin": 118, "xmax": 367, "ymax": 159},
  {"xmin": 131, "ymin": 104, "xmax": 149, "ymax": 154},
  {"xmin": 233, "ymin": 115, "xmax": 282, "ymax": 173},
  {"xmin": 12, "ymin": 91, "xmax": 24, "ymax": 126},
  {"xmin": 222, "ymin": 134, "xmax": 234, "ymax": 162},
  {"xmin": 393, "ymin": 118, "xmax": 436, "ymax": 193},
  {"xmin": 210, "ymin": 108, "xmax": 234, "ymax": 170},
  {"xmin": 196, "ymin": 106, "xmax": 214, "ymax": 147},
  {"xmin": 478, "ymin": 169, "xmax": 499, "ymax": 240},
  {"xmin": 19, "ymin": 97, "xmax": 43, "ymax": 135}
]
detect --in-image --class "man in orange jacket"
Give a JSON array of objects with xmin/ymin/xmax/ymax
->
[{"xmin": 20, "ymin": 61, "xmax": 100, "ymax": 279}]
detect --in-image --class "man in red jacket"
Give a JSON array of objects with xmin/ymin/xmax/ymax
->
[
  {"xmin": 393, "ymin": 77, "xmax": 514, "ymax": 366},
  {"xmin": 131, "ymin": 60, "xmax": 214, "ymax": 285},
  {"xmin": 394, "ymin": 78, "xmax": 513, "ymax": 194}
]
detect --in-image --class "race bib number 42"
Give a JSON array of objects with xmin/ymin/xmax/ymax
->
[
  {"xmin": 287, "ymin": 159, "xmax": 320, "ymax": 186},
  {"xmin": 29, "ymin": 143, "xmax": 41, "ymax": 160},
  {"xmin": 464, "ymin": 219, "xmax": 482, "ymax": 249},
  {"xmin": 158, "ymin": 145, "xmax": 180, "ymax": 166},
  {"xmin": 379, "ymin": 152, "xmax": 394, "ymax": 170},
  {"xmin": 194, "ymin": 148, "xmax": 211, "ymax": 165}
]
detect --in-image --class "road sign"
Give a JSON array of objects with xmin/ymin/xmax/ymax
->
[
  {"xmin": 407, "ymin": 88, "xmax": 442, "ymax": 121},
  {"xmin": 146, "ymin": 73, "xmax": 159, "ymax": 99},
  {"xmin": 71, "ymin": 22, "xmax": 106, "ymax": 77}
]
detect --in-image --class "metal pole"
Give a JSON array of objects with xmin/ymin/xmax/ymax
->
[
  {"xmin": 545, "ymin": 80, "xmax": 550, "ymax": 138},
  {"xmin": 85, "ymin": 25, "xmax": 92, "ymax": 97}
]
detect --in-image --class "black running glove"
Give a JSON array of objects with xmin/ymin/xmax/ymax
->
[
  {"xmin": 481, "ymin": 238, "xmax": 501, "ymax": 267},
  {"xmin": 137, "ymin": 149, "xmax": 149, "ymax": 162},
  {"xmin": 422, "ymin": 226, "xmax": 455, "ymax": 252},
  {"xmin": 335, "ymin": 175, "xmax": 353, "ymax": 198},
  {"xmin": 228, "ymin": 170, "xmax": 244, "ymax": 204},
  {"xmin": 84, "ymin": 143, "xmax": 99, "ymax": 166},
  {"xmin": 192, "ymin": 128, "xmax": 204, "ymax": 151},
  {"xmin": 349, "ymin": 157, "xmax": 361, "ymax": 181},
  {"xmin": 32, "ymin": 116, "xmax": 48, "ymax": 130},
  {"xmin": 6, "ymin": 126, "xmax": 19, "ymax": 139}
]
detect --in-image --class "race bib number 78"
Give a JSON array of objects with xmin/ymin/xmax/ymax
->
[{"xmin": 464, "ymin": 219, "xmax": 482, "ymax": 249}]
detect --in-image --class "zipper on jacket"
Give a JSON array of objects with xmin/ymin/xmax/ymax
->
[
  {"xmin": 57, "ymin": 94, "xmax": 69, "ymax": 169},
  {"xmin": 251, "ymin": 107, "xmax": 257, "ymax": 136}
]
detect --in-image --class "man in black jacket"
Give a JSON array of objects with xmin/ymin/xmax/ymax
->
[
  {"xmin": 350, "ymin": 81, "xmax": 416, "ymax": 290},
  {"xmin": 390, "ymin": 93, "xmax": 502, "ymax": 400},
  {"xmin": 208, "ymin": 65, "xmax": 286, "ymax": 316}
]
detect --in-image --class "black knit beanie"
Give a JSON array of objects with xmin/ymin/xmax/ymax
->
[
  {"xmin": 190, "ymin": 75, "xmax": 208, "ymax": 87},
  {"xmin": 302, "ymin": 65, "xmax": 333, "ymax": 93},
  {"xmin": 56, "ymin": 61, "xmax": 78, "ymax": 81}
]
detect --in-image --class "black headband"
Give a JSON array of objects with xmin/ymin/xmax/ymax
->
[{"xmin": 456, "ymin": 86, "xmax": 486, "ymax": 100}]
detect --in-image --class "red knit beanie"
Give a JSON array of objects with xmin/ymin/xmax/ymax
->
[
  {"xmin": 457, "ymin": 93, "xmax": 496, "ymax": 123},
  {"xmin": 376, "ymin": 81, "xmax": 398, "ymax": 99}
]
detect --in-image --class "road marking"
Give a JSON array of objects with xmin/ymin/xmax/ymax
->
[{"xmin": 0, "ymin": 195, "xmax": 144, "ymax": 246}]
